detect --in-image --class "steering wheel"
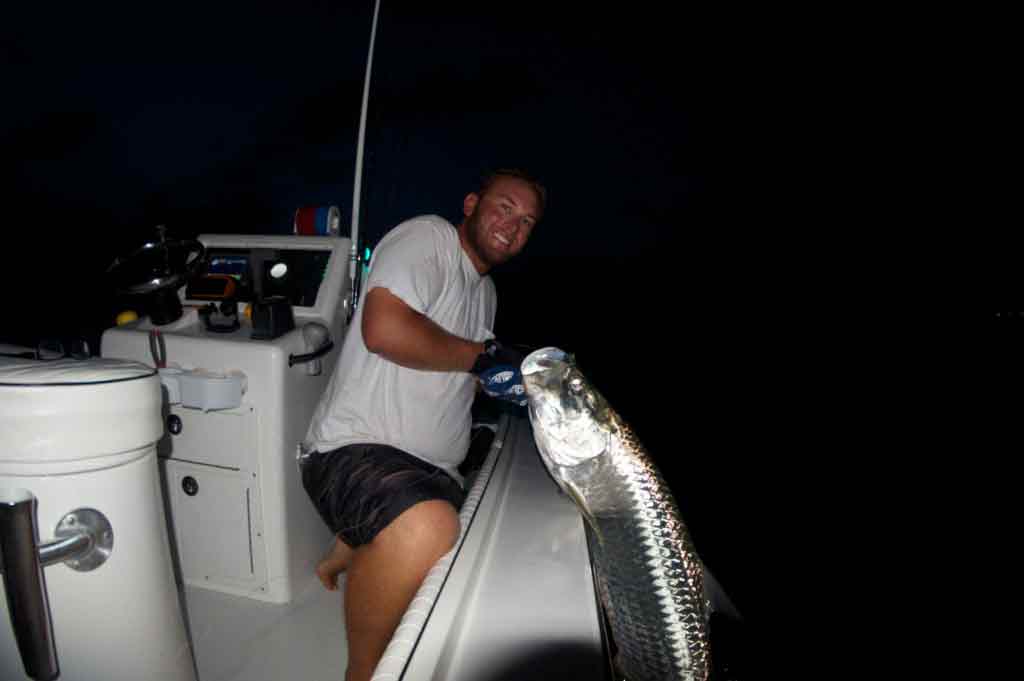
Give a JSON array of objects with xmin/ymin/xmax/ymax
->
[
  {"xmin": 107, "ymin": 226, "xmax": 207, "ymax": 325},
  {"xmin": 106, "ymin": 226, "xmax": 206, "ymax": 296}
]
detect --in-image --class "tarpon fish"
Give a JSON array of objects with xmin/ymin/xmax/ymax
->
[{"xmin": 522, "ymin": 347, "xmax": 714, "ymax": 681}]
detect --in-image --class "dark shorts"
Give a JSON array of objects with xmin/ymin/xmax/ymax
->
[{"xmin": 300, "ymin": 443, "xmax": 465, "ymax": 548}]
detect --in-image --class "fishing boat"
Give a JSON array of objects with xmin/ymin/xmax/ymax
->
[
  {"xmin": 1, "ymin": 4, "xmax": 742, "ymax": 680},
  {"xmin": 0, "ymin": 225, "xmax": 612, "ymax": 681}
]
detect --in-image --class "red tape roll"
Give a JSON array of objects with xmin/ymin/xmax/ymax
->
[{"xmin": 294, "ymin": 207, "xmax": 318, "ymax": 235}]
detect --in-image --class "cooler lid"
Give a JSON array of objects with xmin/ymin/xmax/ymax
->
[
  {"xmin": 0, "ymin": 358, "xmax": 163, "ymax": 470},
  {"xmin": 0, "ymin": 358, "xmax": 156, "ymax": 385}
]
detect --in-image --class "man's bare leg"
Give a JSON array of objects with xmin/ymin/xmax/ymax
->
[
  {"xmin": 316, "ymin": 537, "xmax": 354, "ymax": 591},
  {"xmin": 342, "ymin": 499, "xmax": 460, "ymax": 681}
]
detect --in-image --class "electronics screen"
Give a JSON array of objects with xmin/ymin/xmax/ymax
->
[
  {"xmin": 188, "ymin": 248, "xmax": 330, "ymax": 307},
  {"xmin": 208, "ymin": 254, "xmax": 249, "ymax": 280}
]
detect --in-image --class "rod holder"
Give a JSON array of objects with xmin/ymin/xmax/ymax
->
[{"xmin": 0, "ymin": 489, "xmax": 113, "ymax": 681}]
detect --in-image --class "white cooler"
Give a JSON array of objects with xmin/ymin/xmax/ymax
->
[{"xmin": 0, "ymin": 358, "xmax": 195, "ymax": 681}]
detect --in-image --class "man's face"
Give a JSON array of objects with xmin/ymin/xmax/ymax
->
[{"xmin": 460, "ymin": 176, "xmax": 540, "ymax": 273}]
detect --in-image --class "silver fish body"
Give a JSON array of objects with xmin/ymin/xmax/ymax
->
[{"xmin": 522, "ymin": 347, "xmax": 710, "ymax": 681}]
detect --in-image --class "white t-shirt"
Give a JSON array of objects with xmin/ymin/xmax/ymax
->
[{"xmin": 304, "ymin": 215, "xmax": 496, "ymax": 485}]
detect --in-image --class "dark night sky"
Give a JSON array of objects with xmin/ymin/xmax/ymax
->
[
  {"xmin": 2, "ymin": 3, "xmax": 802, "ymax": 339},
  {"xmin": 3, "ymin": 4, "xmax": 827, "ymax": 637}
]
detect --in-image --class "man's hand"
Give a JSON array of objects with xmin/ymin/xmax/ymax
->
[{"xmin": 470, "ymin": 340, "xmax": 527, "ymax": 406}]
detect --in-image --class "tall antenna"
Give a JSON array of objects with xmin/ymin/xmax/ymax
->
[{"xmin": 348, "ymin": 0, "xmax": 382, "ymax": 322}]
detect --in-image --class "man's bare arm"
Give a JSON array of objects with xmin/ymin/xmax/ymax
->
[{"xmin": 362, "ymin": 287, "xmax": 485, "ymax": 372}]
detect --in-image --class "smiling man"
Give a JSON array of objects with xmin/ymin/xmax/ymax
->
[
  {"xmin": 300, "ymin": 169, "xmax": 545, "ymax": 681},
  {"xmin": 460, "ymin": 172, "xmax": 538, "ymax": 270}
]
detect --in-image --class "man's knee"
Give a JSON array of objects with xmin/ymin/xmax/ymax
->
[{"xmin": 379, "ymin": 499, "xmax": 460, "ymax": 558}]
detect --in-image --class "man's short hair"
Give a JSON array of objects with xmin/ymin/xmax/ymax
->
[{"xmin": 479, "ymin": 168, "xmax": 547, "ymax": 219}]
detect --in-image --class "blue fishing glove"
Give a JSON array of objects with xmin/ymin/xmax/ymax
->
[{"xmin": 470, "ymin": 339, "xmax": 527, "ymax": 406}]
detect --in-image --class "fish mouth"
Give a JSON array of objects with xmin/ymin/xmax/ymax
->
[{"xmin": 522, "ymin": 347, "xmax": 571, "ymax": 377}]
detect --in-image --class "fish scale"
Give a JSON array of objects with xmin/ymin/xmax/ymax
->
[
  {"xmin": 524, "ymin": 347, "xmax": 711, "ymax": 681},
  {"xmin": 585, "ymin": 440, "xmax": 708, "ymax": 681}
]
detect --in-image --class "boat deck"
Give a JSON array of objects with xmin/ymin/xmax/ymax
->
[
  {"xmin": 185, "ymin": 576, "xmax": 345, "ymax": 681},
  {"xmin": 176, "ymin": 413, "xmax": 607, "ymax": 681}
]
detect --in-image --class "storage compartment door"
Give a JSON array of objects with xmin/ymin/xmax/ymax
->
[
  {"xmin": 163, "ymin": 460, "xmax": 266, "ymax": 595},
  {"xmin": 159, "ymin": 404, "xmax": 256, "ymax": 470}
]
